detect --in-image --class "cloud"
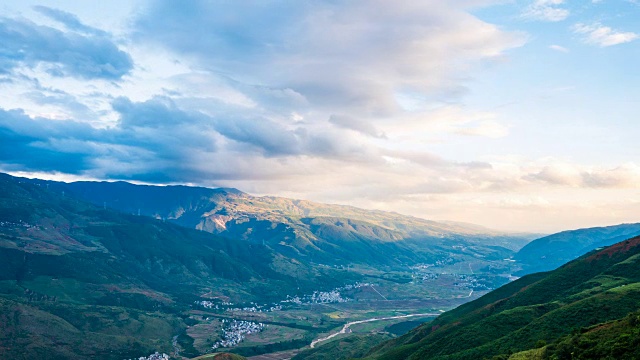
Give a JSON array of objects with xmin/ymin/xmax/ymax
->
[
  {"xmin": 329, "ymin": 115, "xmax": 386, "ymax": 138},
  {"xmin": 0, "ymin": 95, "xmax": 378, "ymax": 182},
  {"xmin": 212, "ymin": 116, "xmax": 302, "ymax": 156},
  {"xmin": 0, "ymin": 98, "xmax": 219, "ymax": 181},
  {"xmin": 573, "ymin": 23, "xmax": 639, "ymax": 47},
  {"xmin": 0, "ymin": 14, "xmax": 132, "ymax": 79},
  {"xmin": 33, "ymin": 6, "xmax": 108, "ymax": 37},
  {"xmin": 3, "ymin": 97, "xmax": 640, "ymax": 234},
  {"xmin": 134, "ymin": 0, "xmax": 525, "ymax": 117},
  {"xmin": 581, "ymin": 164, "xmax": 640, "ymax": 188},
  {"xmin": 523, "ymin": 163, "xmax": 640, "ymax": 188},
  {"xmin": 454, "ymin": 119, "xmax": 509, "ymax": 138},
  {"xmin": 523, "ymin": 165, "xmax": 582, "ymax": 186},
  {"xmin": 523, "ymin": 0, "xmax": 570, "ymax": 22},
  {"xmin": 549, "ymin": 44, "xmax": 569, "ymax": 52},
  {"xmin": 0, "ymin": 108, "xmax": 97, "ymax": 173},
  {"xmin": 25, "ymin": 90, "xmax": 95, "ymax": 119}
]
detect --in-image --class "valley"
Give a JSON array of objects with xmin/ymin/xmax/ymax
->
[
  {"xmin": 1, "ymin": 2, "xmax": 637, "ymax": 359},
  {"xmin": 0, "ymin": 173, "xmax": 526, "ymax": 359},
  {"xmin": 2, "ymin": 173, "xmax": 639, "ymax": 360}
]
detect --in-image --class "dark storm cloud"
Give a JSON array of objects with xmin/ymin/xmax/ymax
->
[
  {"xmin": 0, "ymin": 14, "xmax": 132, "ymax": 80},
  {"xmin": 0, "ymin": 96, "xmax": 372, "ymax": 182},
  {"xmin": 0, "ymin": 98, "xmax": 217, "ymax": 181},
  {"xmin": 0, "ymin": 108, "xmax": 97, "ymax": 173}
]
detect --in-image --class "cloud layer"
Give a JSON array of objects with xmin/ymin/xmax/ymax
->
[
  {"xmin": 136, "ymin": 1, "xmax": 525, "ymax": 117},
  {"xmin": 0, "ymin": 10, "xmax": 132, "ymax": 79},
  {"xmin": 573, "ymin": 23, "xmax": 639, "ymax": 47},
  {"xmin": 523, "ymin": 0, "xmax": 570, "ymax": 22},
  {"xmin": 0, "ymin": 1, "xmax": 638, "ymax": 232}
]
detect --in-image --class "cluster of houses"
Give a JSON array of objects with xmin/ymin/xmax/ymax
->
[
  {"xmin": 124, "ymin": 352, "xmax": 169, "ymax": 360},
  {"xmin": 282, "ymin": 282, "xmax": 374, "ymax": 305},
  {"xmin": 410, "ymin": 264, "xmax": 493, "ymax": 291},
  {"xmin": 419, "ymin": 273, "xmax": 439, "ymax": 281},
  {"xmin": 196, "ymin": 282, "xmax": 375, "ymax": 314},
  {"xmin": 411, "ymin": 258, "xmax": 457, "ymax": 272},
  {"xmin": 0, "ymin": 220, "xmax": 35, "ymax": 229},
  {"xmin": 195, "ymin": 300, "xmax": 283, "ymax": 313},
  {"xmin": 309, "ymin": 290, "xmax": 348, "ymax": 303},
  {"xmin": 211, "ymin": 319, "xmax": 266, "ymax": 349},
  {"xmin": 411, "ymin": 261, "xmax": 492, "ymax": 289},
  {"xmin": 452, "ymin": 274, "xmax": 491, "ymax": 291},
  {"xmin": 340, "ymin": 282, "xmax": 372, "ymax": 291},
  {"xmin": 280, "ymin": 290, "xmax": 347, "ymax": 304}
]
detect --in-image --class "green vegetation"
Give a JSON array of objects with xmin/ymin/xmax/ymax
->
[
  {"xmin": 1, "ymin": 172, "xmax": 515, "ymax": 359},
  {"xmin": 364, "ymin": 236, "xmax": 640, "ymax": 359},
  {"xmin": 384, "ymin": 320, "xmax": 430, "ymax": 336},
  {"xmin": 0, "ymin": 173, "xmax": 356, "ymax": 359},
  {"xmin": 0, "ymin": 297, "xmax": 178, "ymax": 359},
  {"xmin": 515, "ymin": 223, "xmax": 640, "ymax": 275},
  {"xmin": 16, "ymin": 172, "xmax": 634, "ymax": 360},
  {"xmin": 26, "ymin": 176, "xmax": 533, "ymax": 268},
  {"xmin": 544, "ymin": 310, "xmax": 640, "ymax": 359},
  {"xmin": 191, "ymin": 353, "xmax": 247, "ymax": 360},
  {"xmin": 293, "ymin": 334, "xmax": 394, "ymax": 360}
]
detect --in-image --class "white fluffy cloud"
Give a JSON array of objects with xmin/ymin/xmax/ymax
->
[
  {"xmin": 523, "ymin": 0, "xmax": 570, "ymax": 22},
  {"xmin": 549, "ymin": 44, "xmax": 569, "ymax": 52},
  {"xmin": 573, "ymin": 23, "xmax": 639, "ymax": 47},
  {"xmin": 133, "ymin": 1, "xmax": 527, "ymax": 120}
]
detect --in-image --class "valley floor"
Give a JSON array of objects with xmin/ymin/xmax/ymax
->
[{"xmin": 182, "ymin": 260, "xmax": 510, "ymax": 359}]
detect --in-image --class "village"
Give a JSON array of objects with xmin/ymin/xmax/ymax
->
[
  {"xmin": 124, "ymin": 352, "xmax": 170, "ymax": 360},
  {"xmin": 210, "ymin": 320, "xmax": 266, "ymax": 350},
  {"xmin": 195, "ymin": 282, "xmax": 374, "ymax": 314}
]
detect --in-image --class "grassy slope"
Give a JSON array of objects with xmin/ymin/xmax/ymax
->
[
  {"xmin": 0, "ymin": 174, "xmax": 355, "ymax": 359},
  {"xmin": 23, "ymin": 177, "xmax": 531, "ymax": 267},
  {"xmin": 0, "ymin": 297, "xmax": 179, "ymax": 360},
  {"xmin": 293, "ymin": 334, "xmax": 394, "ymax": 360},
  {"xmin": 191, "ymin": 353, "xmax": 247, "ymax": 360},
  {"xmin": 365, "ymin": 236, "xmax": 640, "ymax": 360},
  {"xmin": 514, "ymin": 223, "xmax": 640, "ymax": 275},
  {"xmin": 540, "ymin": 310, "xmax": 640, "ymax": 360}
]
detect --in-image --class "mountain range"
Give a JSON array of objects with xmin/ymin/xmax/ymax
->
[
  {"xmin": 2, "ymin": 172, "xmax": 639, "ymax": 360},
  {"xmin": 305, "ymin": 235, "xmax": 640, "ymax": 359},
  {"xmin": 22, "ymin": 178, "xmax": 535, "ymax": 267},
  {"xmin": 514, "ymin": 223, "xmax": 640, "ymax": 275},
  {"xmin": 0, "ymin": 173, "xmax": 357, "ymax": 359}
]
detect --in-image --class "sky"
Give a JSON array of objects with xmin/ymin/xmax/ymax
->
[{"xmin": 0, "ymin": 0, "xmax": 639, "ymax": 233}]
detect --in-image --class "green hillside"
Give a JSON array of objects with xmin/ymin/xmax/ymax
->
[
  {"xmin": 364, "ymin": 235, "xmax": 640, "ymax": 359},
  {"xmin": 293, "ymin": 333, "xmax": 394, "ymax": 360},
  {"xmin": 539, "ymin": 309, "xmax": 640, "ymax": 360},
  {"xmin": 0, "ymin": 173, "xmax": 354, "ymax": 359},
  {"xmin": 191, "ymin": 353, "xmax": 247, "ymax": 360},
  {"xmin": 24, "ymin": 177, "xmax": 533, "ymax": 267},
  {"xmin": 514, "ymin": 223, "xmax": 640, "ymax": 275}
]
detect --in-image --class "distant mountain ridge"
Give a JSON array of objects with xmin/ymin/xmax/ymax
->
[
  {"xmin": 5, "ymin": 173, "xmax": 640, "ymax": 359},
  {"xmin": 362, "ymin": 234, "xmax": 640, "ymax": 359},
  {"xmin": 0, "ymin": 172, "xmax": 355, "ymax": 359},
  {"xmin": 514, "ymin": 223, "xmax": 640, "ymax": 275},
  {"xmin": 21, "ymin": 176, "xmax": 534, "ymax": 266}
]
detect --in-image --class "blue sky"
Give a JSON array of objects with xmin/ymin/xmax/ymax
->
[{"xmin": 0, "ymin": 0, "xmax": 638, "ymax": 232}]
